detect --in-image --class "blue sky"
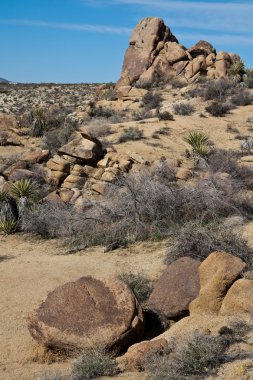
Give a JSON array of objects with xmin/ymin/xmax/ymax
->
[{"xmin": 0, "ymin": 0, "xmax": 252, "ymax": 83}]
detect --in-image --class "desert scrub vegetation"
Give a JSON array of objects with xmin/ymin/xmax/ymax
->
[
  {"xmin": 205, "ymin": 101, "xmax": 232, "ymax": 117},
  {"xmin": 142, "ymin": 91, "xmax": 163, "ymax": 111},
  {"xmin": 166, "ymin": 220, "xmax": 253, "ymax": 266},
  {"xmin": 30, "ymin": 108, "xmax": 46, "ymax": 137},
  {"xmin": 145, "ymin": 320, "xmax": 252, "ymax": 380},
  {"xmin": 231, "ymin": 89, "xmax": 253, "ymax": 106},
  {"xmin": 158, "ymin": 110, "xmax": 174, "ymax": 121},
  {"xmin": 173, "ymin": 102, "xmax": 195, "ymax": 116},
  {"xmin": 202, "ymin": 78, "xmax": 235, "ymax": 101},
  {"xmin": 70, "ymin": 348, "xmax": 119, "ymax": 380},
  {"xmin": 119, "ymin": 273, "xmax": 154, "ymax": 303},
  {"xmin": 85, "ymin": 118, "xmax": 113, "ymax": 138},
  {"xmin": 118, "ymin": 127, "xmax": 143, "ymax": 143}
]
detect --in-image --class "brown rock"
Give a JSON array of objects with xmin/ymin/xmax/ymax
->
[
  {"xmin": 91, "ymin": 181, "xmax": 110, "ymax": 195},
  {"xmin": 49, "ymin": 170, "xmax": 68, "ymax": 186},
  {"xmin": 188, "ymin": 40, "xmax": 215, "ymax": 58},
  {"xmin": 0, "ymin": 131, "xmax": 22, "ymax": 146},
  {"xmin": 58, "ymin": 133, "xmax": 103, "ymax": 164},
  {"xmin": 117, "ymin": 338, "xmax": 168, "ymax": 371},
  {"xmin": 9, "ymin": 169, "xmax": 35, "ymax": 181},
  {"xmin": 0, "ymin": 113, "xmax": 17, "ymax": 130},
  {"xmin": 28, "ymin": 276, "xmax": 144, "ymax": 352},
  {"xmin": 21, "ymin": 149, "xmax": 50, "ymax": 164},
  {"xmin": 147, "ymin": 257, "xmax": 200, "ymax": 318},
  {"xmin": 3, "ymin": 160, "xmax": 27, "ymax": 179},
  {"xmin": 190, "ymin": 252, "xmax": 246, "ymax": 315},
  {"xmin": 62, "ymin": 174, "xmax": 86, "ymax": 189},
  {"xmin": 220, "ymin": 279, "xmax": 253, "ymax": 316}
]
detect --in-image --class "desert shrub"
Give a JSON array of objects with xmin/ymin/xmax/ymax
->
[
  {"xmin": 119, "ymin": 273, "xmax": 153, "ymax": 303},
  {"xmin": 205, "ymin": 101, "xmax": 232, "ymax": 117},
  {"xmin": 166, "ymin": 221, "xmax": 253, "ymax": 266},
  {"xmin": 142, "ymin": 92, "xmax": 163, "ymax": 111},
  {"xmin": 70, "ymin": 348, "xmax": 119, "ymax": 380},
  {"xmin": 203, "ymin": 79, "xmax": 234, "ymax": 101},
  {"xmin": 85, "ymin": 118, "xmax": 112, "ymax": 138},
  {"xmin": 158, "ymin": 111, "xmax": 174, "ymax": 121},
  {"xmin": 42, "ymin": 117, "xmax": 78, "ymax": 153},
  {"xmin": 21, "ymin": 201, "xmax": 74, "ymax": 238},
  {"xmin": 145, "ymin": 333, "xmax": 228, "ymax": 380},
  {"xmin": 244, "ymin": 71, "xmax": 253, "ymax": 89},
  {"xmin": 208, "ymin": 149, "xmax": 253, "ymax": 187},
  {"xmin": 173, "ymin": 102, "xmax": 195, "ymax": 116},
  {"xmin": 231, "ymin": 90, "xmax": 253, "ymax": 106},
  {"xmin": 229, "ymin": 59, "xmax": 245, "ymax": 77},
  {"xmin": 118, "ymin": 127, "xmax": 143, "ymax": 143},
  {"xmin": 10, "ymin": 179, "xmax": 38, "ymax": 200},
  {"xmin": 88, "ymin": 103, "xmax": 115, "ymax": 119}
]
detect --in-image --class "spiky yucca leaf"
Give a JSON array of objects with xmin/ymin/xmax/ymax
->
[
  {"xmin": 0, "ymin": 217, "xmax": 17, "ymax": 234},
  {"xmin": 10, "ymin": 179, "xmax": 37, "ymax": 200},
  {"xmin": 0, "ymin": 190, "xmax": 9, "ymax": 203},
  {"xmin": 184, "ymin": 131, "xmax": 209, "ymax": 158},
  {"xmin": 229, "ymin": 60, "xmax": 245, "ymax": 77}
]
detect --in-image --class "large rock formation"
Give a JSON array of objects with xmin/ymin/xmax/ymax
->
[
  {"xmin": 28, "ymin": 276, "xmax": 144, "ymax": 352},
  {"xmin": 117, "ymin": 17, "xmax": 241, "ymax": 94}
]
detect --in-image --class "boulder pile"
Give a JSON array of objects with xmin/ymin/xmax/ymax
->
[{"xmin": 116, "ymin": 17, "xmax": 242, "ymax": 97}]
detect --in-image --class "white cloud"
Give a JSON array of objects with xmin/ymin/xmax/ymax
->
[{"xmin": 0, "ymin": 19, "xmax": 132, "ymax": 35}]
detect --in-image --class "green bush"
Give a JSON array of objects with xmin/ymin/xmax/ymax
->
[
  {"xmin": 70, "ymin": 348, "xmax": 119, "ymax": 380},
  {"xmin": 184, "ymin": 131, "xmax": 209, "ymax": 159}
]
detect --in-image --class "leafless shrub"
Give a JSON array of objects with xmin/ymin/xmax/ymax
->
[
  {"xmin": 173, "ymin": 102, "xmax": 195, "ymax": 116},
  {"xmin": 231, "ymin": 90, "xmax": 253, "ymax": 106},
  {"xmin": 166, "ymin": 221, "xmax": 253, "ymax": 266},
  {"xmin": 203, "ymin": 79, "xmax": 235, "ymax": 101},
  {"xmin": 118, "ymin": 127, "xmax": 143, "ymax": 143},
  {"xmin": 142, "ymin": 92, "xmax": 163, "ymax": 111},
  {"xmin": 85, "ymin": 118, "xmax": 113, "ymax": 138},
  {"xmin": 205, "ymin": 101, "xmax": 232, "ymax": 117}
]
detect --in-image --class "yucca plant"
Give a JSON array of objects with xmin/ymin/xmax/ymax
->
[
  {"xmin": 10, "ymin": 179, "xmax": 37, "ymax": 200},
  {"xmin": 184, "ymin": 131, "xmax": 209, "ymax": 158},
  {"xmin": 31, "ymin": 108, "xmax": 45, "ymax": 137},
  {"xmin": 0, "ymin": 217, "xmax": 18, "ymax": 234},
  {"xmin": 0, "ymin": 190, "xmax": 9, "ymax": 203}
]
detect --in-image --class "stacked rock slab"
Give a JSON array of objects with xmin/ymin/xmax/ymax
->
[{"xmin": 116, "ymin": 17, "xmax": 242, "ymax": 96}]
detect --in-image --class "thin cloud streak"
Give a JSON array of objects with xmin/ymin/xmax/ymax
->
[{"xmin": 0, "ymin": 19, "xmax": 132, "ymax": 35}]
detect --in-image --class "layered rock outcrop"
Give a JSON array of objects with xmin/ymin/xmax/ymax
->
[{"xmin": 117, "ymin": 17, "xmax": 241, "ymax": 95}]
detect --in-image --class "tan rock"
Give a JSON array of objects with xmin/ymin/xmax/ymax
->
[
  {"xmin": 50, "ymin": 170, "xmax": 68, "ymax": 186},
  {"xmin": 47, "ymin": 156, "xmax": 70, "ymax": 173},
  {"xmin": 188, "ymin": 40, "xmax": 215, "ymax": 58},
  {"xmin": 21, "ymin": 149, "xmax": 49, "ymax": 164},
  {"xmin": 97, "ymin": 157, "xmax": 111, "ymax": 168},
  {"xmin": 117, "ymin": 338, "xmax": 168, "ymax": 371},
  {"xmin": 27, "ymin": 276, "xmax": 144, "ymax": 352},
  {"xmin": 220, "ymin": 279, "xmax": 253, "ymax": 316},
  {"xmin": 62, "ymin": 175, "xmax": 86, "ymax": 189},
  {"xmin": 3, "ymin": 161, "xmax": 27, "ymax": 179},
  {"xmin": 165, "ymin": 42, "xmax": 187, "ymax": 64},
  {"xmin": 176, "ymin": 167, "xmax": 192, "ymax": 180},
  {"xmin": 91, "ymin": 181, "xmax": 110, "ymax": 195},
  {"xmin": 59, "ymin": 189, "xmax": 74, "ymax": 203},
  {"xmin": 190, "ymin": 252, "xmax": 246, "ymax": 315},
  {"xmin": 58, "ymin": 133, "xmax": 103, "ymax": 164}
]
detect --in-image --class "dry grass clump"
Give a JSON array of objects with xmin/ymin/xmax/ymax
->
[
  {"xmin": 85, "ymin": 118, "xmax": 113, "ymax": 138},
  {"xmin": 119, "ymin": 273, "xmax": 153, "ymax": 303},
  {"xmin": 231, "ymin": 90, "xmax": 253, "ymax": 106},
  {"xmin": 70, "ymin": 348, "xmax": 119, "ymax": 380},
  {"xmin": 202, "ymin": 79, "xmax": 235, "ymax": 101}
]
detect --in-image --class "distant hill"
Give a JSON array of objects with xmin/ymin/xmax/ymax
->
[{"xmin": 0, "ymin": 77, "xmax": 10, "ymax": 83}]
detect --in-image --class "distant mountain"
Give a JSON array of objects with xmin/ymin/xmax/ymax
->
[{"xmin": 0, "ymin": 78, "xmax": 10, "ymax": 83}]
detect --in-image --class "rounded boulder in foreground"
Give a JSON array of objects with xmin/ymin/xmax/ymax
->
[{"xmin": 27, "ymin": 276, "xmax": 144, "ymax": 352}]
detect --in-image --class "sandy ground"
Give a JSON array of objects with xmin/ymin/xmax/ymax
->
[{"xmin": 0, "ymin": 234, "xmax": 166, "ymax": 380}]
